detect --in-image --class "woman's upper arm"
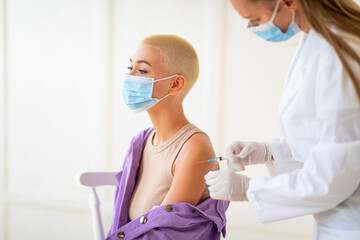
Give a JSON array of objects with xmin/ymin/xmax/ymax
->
[{"xmin": 161, "ymin": 133, "xmax": 217, "ymax": 206}]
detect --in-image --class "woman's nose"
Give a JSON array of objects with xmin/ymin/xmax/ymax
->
[{"xmin": 128, "ymin": 69, "xmax": 136, "ymax": 75}]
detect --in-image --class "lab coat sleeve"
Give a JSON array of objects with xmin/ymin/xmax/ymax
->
[
  {"xmin": 266, "ymin": 137, "xmax": 304, "ymax": 176},
  {"xmin": 247, "ymin": 46, "xmax": 360, "ymax": 223}
]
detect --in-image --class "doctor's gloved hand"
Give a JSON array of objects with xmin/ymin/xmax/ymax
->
[
  {"xmin": 226, "ymin": 141, "xmax": 270, "ymax": 171},
  {"xmin": 204, "ymin": 169, "xmax": 250, "ymax": 201}
]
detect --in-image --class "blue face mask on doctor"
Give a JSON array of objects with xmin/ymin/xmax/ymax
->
[
  {"xmin": 248, "ymin": 0, "xmax": 301, "ymax": 42},
  {"xmin": 122, "ymin": 74, "xmax": 178, "ymax": 113}
]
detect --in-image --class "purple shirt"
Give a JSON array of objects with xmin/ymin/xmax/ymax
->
[{"xmin": 106, "ymin": 128, "xmax": 229, "ymax": 240}]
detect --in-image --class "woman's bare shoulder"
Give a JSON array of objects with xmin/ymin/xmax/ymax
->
[{"xmin": 175, "ymin": 131, "xmax": 217, "ymax": 170}]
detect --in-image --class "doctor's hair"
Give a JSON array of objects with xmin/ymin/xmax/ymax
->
[
  {"xmin": 296, "ymin": 0, "xmax": 360, "ymax": 101},
  {"xmin": 141, "ymin": 35, "xmax": 199, "ymax": 100}
]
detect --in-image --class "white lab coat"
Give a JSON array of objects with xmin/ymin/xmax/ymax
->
[{"xmin": 246, "ymin": 29, "xmax": 360, "ymax": 240}]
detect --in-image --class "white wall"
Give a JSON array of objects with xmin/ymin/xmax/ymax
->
[
  {"xmin": 1, "ymin": 0, "xmax": 100, "ymax": 239},
  {"xmin": 2, "ymin": 0, "xmax": 358, "ymax": 239}
]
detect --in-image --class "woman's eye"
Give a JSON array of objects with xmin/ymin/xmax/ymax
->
[
  {"xmin": 250, "ymin": 18, "xmax": 261, "ymax": 26},
  {"xmin": 139, "ymin": 69, "xmax": 148, "ymax": 74},
  {"xmin": 250, "ymin": 21, "xmax": 258, "ymax": 26},
  {"xmin": 127, "ymin": 66, "xmax": 133, "ymax": 71}
]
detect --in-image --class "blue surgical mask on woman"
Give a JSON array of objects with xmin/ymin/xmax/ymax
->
[
  {"xmin": 122, "ymin": 74, "xmax": 177, "ymax": 113},
  {"xmin": 248, "ymin": 1, "xmax": 301, "ymax": 42}
]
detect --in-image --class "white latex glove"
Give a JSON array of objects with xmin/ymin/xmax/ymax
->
[
  {"xmin": 226, "ymin": 141, "xmax": 270, "ymax": 171},
  {"xmin": 204, "ymin": 169, "xmax": 250, "ymax": 201}
]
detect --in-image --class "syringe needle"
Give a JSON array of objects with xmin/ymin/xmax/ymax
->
[{"xmin": 198, "ymin": 156, "xmax": 228, "ymax": 164}]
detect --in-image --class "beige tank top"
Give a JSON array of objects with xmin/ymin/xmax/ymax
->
[{"xmin": 128, "ymin": 123, "xmax": 210, "ymax": 220}]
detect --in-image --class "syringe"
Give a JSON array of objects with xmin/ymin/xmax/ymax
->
[{"xmin": 199, "ymin": 156, "xmax": 228, "ymax": 163}]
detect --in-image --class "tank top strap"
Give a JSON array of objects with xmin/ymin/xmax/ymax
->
[{"xmin": 166, "ymin": 124, "xmax": 208, "ymax": 181}]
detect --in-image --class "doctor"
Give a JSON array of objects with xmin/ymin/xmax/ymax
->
[{"xmin": 205, "ymin": 0, "xmax": 360, "ymax": 239}]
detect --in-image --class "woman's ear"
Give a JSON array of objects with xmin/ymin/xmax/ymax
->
[
  {"xmin": 280, "ymin": 0, "xmax": 298, "ymax": 12},
  {"xmin": 169, "ymin": 75, "xmax": 186, "ymax": 95}
]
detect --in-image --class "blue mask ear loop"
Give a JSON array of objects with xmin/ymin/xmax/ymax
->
[
  {"xmin": 269, "ymin": 1, "xmax": 281, "ymax": 23},
  {"xmin": 153, "ymin": 74, "xmax": 178, "ymax": 83},
  {"xmin": 153, "ymin": 74, "xmax": 179, "ymax": 101},
  {"xmin": 291, "ymin": 10, "xmax": 296, "ymax": 23},
  {"xmin": 271, "ymin": 1, "xmax": 296, "ymax": 34}
]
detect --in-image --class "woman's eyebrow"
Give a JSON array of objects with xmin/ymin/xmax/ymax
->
[{"xmin": 129, "ymin": 58, "xmax": 152, "ymax": 67}]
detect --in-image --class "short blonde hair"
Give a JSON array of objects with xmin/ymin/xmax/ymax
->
[{"xmin": 141, "ymin": 34, "xmax": 199, "ymax": 99}]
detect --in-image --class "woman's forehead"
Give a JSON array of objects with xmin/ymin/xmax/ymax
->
[
  {"xmin": 131, "ymin": 44, "xmax": 162, "ymax": 63},
  {"xmin": 231, "ymin": 0, "xmax": 273, "ymax": 18}
]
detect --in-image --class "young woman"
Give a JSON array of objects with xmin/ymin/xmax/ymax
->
[
  {"xmin": 107, "ymin": 35, "xmax": 229, "ymax": 240},
  {"xmin": 205, "ymin": 0, "xmax": 360, "ymax": 239}
]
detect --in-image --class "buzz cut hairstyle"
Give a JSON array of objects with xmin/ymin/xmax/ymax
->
[{"xmin": 141, "ymin": 34, "xmax": 200, "ymax": 99}]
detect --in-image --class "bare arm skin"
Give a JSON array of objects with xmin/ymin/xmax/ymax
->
[{"xmin": 161, "ymin": 133, "xmax": 217, "ymax": 206}]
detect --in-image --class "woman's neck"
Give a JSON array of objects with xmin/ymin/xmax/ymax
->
[
  {"xmin": 147, "ymin": 103, "xmax": 190, "ymax": 146},
  {"xmin": 296, "ymin": 10, "xmax": 311, "ymax": 33}
]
